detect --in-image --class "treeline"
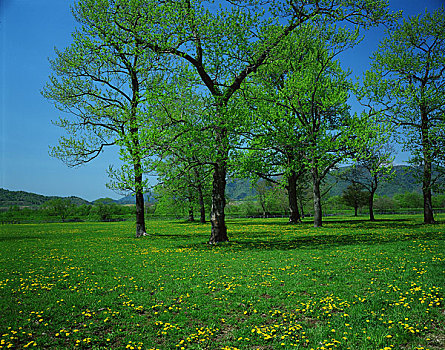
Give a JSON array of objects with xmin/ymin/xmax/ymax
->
[
  {"xmin": 4, "ymin": 188, "xmax": 444, "ymax": 225},
  {"xmin": 153, "ymin": 181, "xmax": 445, "ymax": 221},
  {"xmin": 0, "ymin": 198, "xmax": 144, "ymax": 224}
]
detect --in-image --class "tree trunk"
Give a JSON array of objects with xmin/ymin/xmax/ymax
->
[
  {"xmin": 134, "ymin": 175, "xmax": 146, "ymax": 237},
  {"xmin": 300, "ymin": 201, "xmax": 305, "ymax": 218},
  {"xmin": 354, "ymin": 205, "xmax": 358, "ymax": 217},
  {"xmin": 129, "ymin": 70, "xmax": 146, "ymax": 237},
  {"xmin": 208, "ymin": 161, "xmax": 228, "ymax": 244},
  {"xmin": 423, "ymin": 160, "xmax": 435, "ymax": 224},
  {"xmin": 287, "ymin": 171, "xmax": 301, "ymax": 223},
  {"xmin": 421, "ymin": 109, "xmax": 435, "ymax": 224},
  {"xmin": 312, "ymin": 172, "xmax": 323, "ymax": 228},
  {"xmin": 369, "ymin": 190, "xmax": 376, "ymax": 221}
]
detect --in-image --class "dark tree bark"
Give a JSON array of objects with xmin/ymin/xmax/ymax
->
[
  {"xmin": 312, "ymin": 169, "xmax": 323, "ymax": 228},
  {"xmin": 369, "ymin": 188, "xmax": 376, "ymax": 221},
  {"xmin": 421, "ymin": 109, "xmax": 435, "ymax": 224},
  {"xmin": 134, "ymin": 165, "xmax": 147, "ymax": 237},
  {"xmin": 209, "ymin": 161, "xmax": 228, "ymax": 243},
  {"xmin": 299, "ymin": 198, "xmax": 305, "ymax": 218},
  {"xmin": 130, "ymin": 52, "xmax": 148, "ymax": 238},
  {"xmin": 287, "ymin": 171, "xmax": 301, "ymax": 224},
  {"xmin": 423, "ymin": 160, "xmax": 435, "ymax": 224},
  {"xmin": 354, "ymin": 205, "xmax": 358, "ymax": 217}
]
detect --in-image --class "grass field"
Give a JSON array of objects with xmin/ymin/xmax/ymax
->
[{"xmin": 0, "ymin": 215, "xmax": 444, "ymax": 350}]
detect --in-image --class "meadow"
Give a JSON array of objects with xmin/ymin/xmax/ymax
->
[{"xmin": 0, "ymin": 215, "xmax": 443, "ymax": 350}]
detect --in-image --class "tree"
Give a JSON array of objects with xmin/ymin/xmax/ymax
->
[
  {"xmin": 92, "ymin": 202, "xmax": 115, "ymax": 222},
  {"xmin": 137, "ymin": 0, "xmax": 395, "ymax": 242},
  {"xmin": 339, "ymin": 144, "xmax": 395, "ymax": 221},
  {"xmin": 242, "ymin": 23, "xmax": 383, "ymax": 227},
  {"xmin": 42, "ymin": 1, "xmax": 166, "ymax": 237},
  {"xmin": 341, "ymin": 183, "xmax": 369, "ymax": 216},
  {"xmin": 234, "ymin": 146, "xmax": 306, "ymax": 224},
  {"xmin": 154, "ymin": 154, "xmax": 211, "ymax": 223},
  {"xmin": 253, "ymin": 178, "xmax": 275, "ymax": 218},
  {"xmin": 362, "ymin": 8, "xmax": 445, "ymax": 224},
  {"xmin": 394, "ymin": 191, "xmax": 423, "ymax": 209},
  {"xmin": 45, "ymin": 198, "xmax": 74, "ymax": 222}
]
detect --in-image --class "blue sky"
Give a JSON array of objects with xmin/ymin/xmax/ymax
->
[{"xmin": 1, "ymin": 0, "xmax": 444, "ymax": 201}]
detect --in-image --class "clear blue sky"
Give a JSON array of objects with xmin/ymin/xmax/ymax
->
[{"xmin": 1, "ymin": 0, "xmax": 444, "ymax": 201}]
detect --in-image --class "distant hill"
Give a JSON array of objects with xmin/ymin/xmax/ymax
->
[
  {"xmin": 0, "ymin": 187, "xmax": 156, "ymax": 208},
  {"xmin": 326, "ymin": 165, "xmax": 422, "ymax": 197},
  {"xmin": 226, "ymin": 178, "xmax": 256, "ymax": 200},
  {"xmin": 0, "ymin": 188, "xmax": 91, "ymax": 208},
  {"xmin": 226, "ymin": 165, "xmax": 427, "ymax": 201},
  {"xmin": 92, "ymin": 197, "xmax": 118, "ymax": 205},
  {"xmin": 1, "ymin": 165, "xmax": 438, "ymax": 208}
]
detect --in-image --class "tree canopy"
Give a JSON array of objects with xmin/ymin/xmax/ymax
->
[
  {"xmin": 45, "ymin": 0, "xmax": 401, "ymax": 239},
  {"xmin": 362, "ymin": 7, "xmax": 445, "ymax": 223}
]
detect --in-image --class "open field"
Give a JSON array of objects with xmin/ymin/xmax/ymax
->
[{"xmin": 0, "ymin": 215, "xmax": 444, "ymax": 350}]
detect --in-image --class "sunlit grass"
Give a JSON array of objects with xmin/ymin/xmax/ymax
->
[{"xmin": 0, "ymin": 215, "xmax": 443, "ymax": 349}]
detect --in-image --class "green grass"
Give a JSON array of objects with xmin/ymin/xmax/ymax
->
[{"xmin": 0, "ymin": 215, "xmax": 444, "ymax": 350}]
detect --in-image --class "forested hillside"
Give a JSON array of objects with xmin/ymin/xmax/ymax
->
[
  {"xmin": 0, "ymin": 189, "xmax": 90, "ymax": 208},
  {"xmin": 326, "ymin": 165, "xmax": 422, "ymax": 197}
]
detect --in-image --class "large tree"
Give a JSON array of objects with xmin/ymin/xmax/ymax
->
[
  {"xmin": 242, "ymin": 24, "xmax": 384, "ymax": 227},
  {"xmin": 43, "ymin": 1, "xmax": 167, "ymax": 237},
  {"xmin": 135, "ymin": 0, "xmax": 395, "ymax": 241},
  {"xmin": 362, "ymin": 8, "xmax": 445, "ymax": 224}
]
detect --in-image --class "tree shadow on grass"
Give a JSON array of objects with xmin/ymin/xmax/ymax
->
[
  {"xmin": 230, "ymin": 218, "xmax": 430, "ymax": 231},
  {"xmin": 177, "ymin": 220, "xmax": 210, "ymax": 226},
  {"xmin": 228, "ymin": 220, "xmax": 299, "ymax": 227},
  {"xmin": 152, "ymin": 234, "xmax": 201, "ymax": 239},
  {"xmin": 178, "ymin": 224, "xmax": 444, "ymax": 252}
]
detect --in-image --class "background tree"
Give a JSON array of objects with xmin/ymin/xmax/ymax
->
[
  {"xmin": 43, "ymin": 0, "xmax": 166, "ymax": 237},
  {"xmin": 154, "ymin": 155, "xmax": 212, "ymax": 223},
  {"xmin": 394, "ymin": 191, "xmax": 424, "ymax": 209},
  {"xmin": 253, "ymin": 178, "xmax": 275, "ymax": 218},
  {"xmin": 234, "ymin": 145, "xmax": 306, "ymax": 223},
  {"xmin": 138, "ymin": 0, "xmax": 396, "ymax": 242},
  {"xmin": 339, "ymin": 144, "xmax": 395, "ymax": 220},
  {"xmin": 362, "ymin": 8, "xmax": 445, "ymax": 224},
  {"xmin": 45, "ymin": 198, "xmax": 74, "ymax": 222},
  {"xmin": 373, "ymin": 195, "xmax": 400, "ymax": 213},
  {"xmin": 341, "ymin": 183, "xmax": 369, "ymax": 216}
]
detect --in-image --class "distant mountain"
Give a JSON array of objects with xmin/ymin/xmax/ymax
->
[
  {"xmin": 0, "ymin": 188, "xmax": 91, "ymax": 207},
  {"xmin": 226, "ymin": 178, "xmax": 256, "ymax": 200},
  {"xmin": 116, "ymin": 193, "xmax": 154, "ymax": 204}
]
